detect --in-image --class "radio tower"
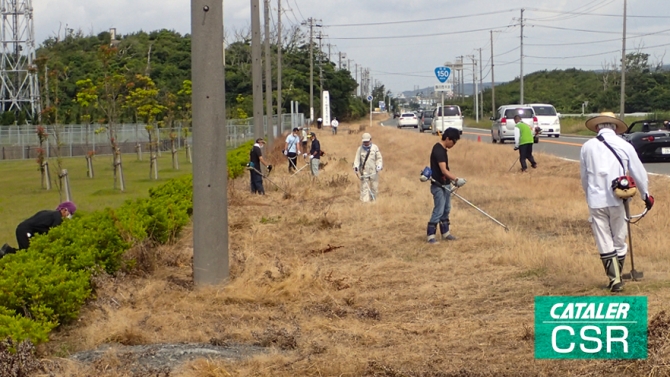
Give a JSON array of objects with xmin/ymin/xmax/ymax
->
[{"xmin": 0, "ymin": 0, "xmax": 40, "ymax": 122}]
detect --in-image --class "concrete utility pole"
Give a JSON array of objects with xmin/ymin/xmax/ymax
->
[
  {"xmin": 277, "ymin": 0, "xmax": 282, "ymax": 138},
  {"xmin": 520, "ymin": 8, "xmax": 525, "ymax": 105},
  {"xmin": 479, "ymin": 48, "xmax": 484, "ymax": 120},
  {"xmin": 317, "ymin": 31, "xmax": 324, "ymax": 114},
  {"xmin": 263, "ymin": 0, "xmax": 273, "ymax": 143},
  {"xmin": 338, "ymin": 52, "xmax": 342, "ymax": 70},
  {"xmin": 251, "ymin": 0, "xmax": 264, "ymax": 140},
  {"xmin": 619, "ymin": 0, "xmax": 627, "ymax": 120},
  {"xmin": 491, "ymin": 30, "xmax": 496, "ymax": 115},
  {"xmin": 191, "ymin": 0, "xmax": 229, "ymax": 285},
  {"xmin": 469, "ymin": 55, "xmax": 478, "ymax": 123},
  {"xmin": 301, "ymin": 18, "xmax": 321, "ymax": 125}
]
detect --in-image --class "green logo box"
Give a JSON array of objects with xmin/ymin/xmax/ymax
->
[{"xmin": 535, "ymin": 296, "xmax": 647, "ymax": 359}]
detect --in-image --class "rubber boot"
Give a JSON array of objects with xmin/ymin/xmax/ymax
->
[
  {"xmin": 601, "ymin": 251, "xmax": 624, "ymax": 292},
  {"xmin": 0, "ymin": 243, "xmax": 16, "ymax": 259},
  {"xmin": 427, "ymin": 223, "xmax": 438, "ymax": 244},
  {"xmin": 618, "ymin": 255, "xmax": 626, "ymax": 277},
  {"xmin": 439, "ymin": 220, "xmax": 457, "ymax": 241}
]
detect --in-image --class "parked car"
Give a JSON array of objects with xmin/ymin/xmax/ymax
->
[
  {"xmin": 420, "ymin": 110, "xmax": 434, "ymax": 133},
  {"xmin": 397, "ymin": 112, "xmax": 419, "ymax": 128},
  {"xmin": 490, "ymin": 105, "xmax": 539, "ymax": 144},
  {"xmin": 526, "ymin": 103, "xmax": 561, "ymax": 138},
  {"xmin": 621, "ymin": 119, "xmax": 670, "ymax": 162},
  {"xmin": 432, "ymin": 105, "xmax": 463, "ymax": 135}
]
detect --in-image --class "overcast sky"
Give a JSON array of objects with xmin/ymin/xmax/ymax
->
[{"xmin": 34, "ymin": 0, "xmax": 670, "ymax": 95}]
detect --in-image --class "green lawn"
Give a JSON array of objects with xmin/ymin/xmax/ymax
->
[{"xmin": 0, "ymin": 152, "xmax": 193, "ymax": 245}]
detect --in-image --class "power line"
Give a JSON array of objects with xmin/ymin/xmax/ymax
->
[
  {"xmin": 329, "ymin": 24, "xmax": 516, "ymax": 40},
  {"xmin": 324, "ymin": 9, "xmax": 517, "ymax": 27},
  {"xmin": 525, "ymin": 49, "xmax": 621, "ymax": 60},
  {"xmin": 527, "ymin": 6, "xmax": 670, "ymax": 19}
]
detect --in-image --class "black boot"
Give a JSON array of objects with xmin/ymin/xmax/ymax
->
[
  {"xmin": 0, "ymin": 243, "xmax": 16, "ymax": 259},
  {"xmin": 439, "ymin": 220, "xmax": 457, "ymax": 241},
  {"xmin": 601, "ymin": 251, "xmax": 624, "ymax": 292},
  {"xmin": 427, "ymin": 223, "xmax": 438, "ymax": 244}
]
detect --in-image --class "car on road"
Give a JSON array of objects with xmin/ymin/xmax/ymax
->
[
  {"xmin": 432, "ymin": 105, "xmax": 463, "ymax": 135},
  {"xmin": 526, "ymin": 103, "xmax": 561, "ymax": 138},
  {"xmin": 420, "ymin": 110, "xmax": 434, "ymax": 133},
  {"xmin": 490, "ymin": 105, "xmax": 539, "ymax": 144},
  {"xmin": 621, "ymin": 119, "xmax": 670, "ymax": 162},
  {"xmin": 397, "ymin": 112, "xmax": 419, "ymax": 128}
]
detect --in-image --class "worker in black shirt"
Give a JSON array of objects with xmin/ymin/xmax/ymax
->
[
  {"xmin": 249, "ymin": 138, "xmax": 272, "ymax": 195},
  {"xmin": 0, "ymin": 201, "xmax": 77, "ymax": 258},
  {"xmin": 308, "ymin": 132, "xmax": 321, "ymax": 177},
  {"xmin": 427, "ymin": 128, "xmax": 466, "ymax": 243}
]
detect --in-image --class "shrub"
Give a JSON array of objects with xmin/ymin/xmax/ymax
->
[
  {"xmin": 227, "ymin": 140, "xmax": 254, "ymax": 179},
  {"xmin": 0, "ymin": 307, "xmax": 55, "ymax": 345}
]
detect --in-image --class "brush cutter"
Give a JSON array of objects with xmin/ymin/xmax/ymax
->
[
  {"xmin": 246, "ymin": 165, "xmax": 290, "ymax": 195},
  {"xmin": 291, "ymin": 155, "xmax": 311, "ymax": 176},
  {"xmin": 419, "ymin": 167, "xmax": 509, "ymax": 232},
  {"xmin": 621, "ymin": 199, "xmax": 650, "ymax": 281},
  {"xmin": 507, "ymin": 156, "xmax": 518, "ymax": 172},
  {"xmin": 357, "ymin": 172, "xmax": 377, "ymax": 201}
]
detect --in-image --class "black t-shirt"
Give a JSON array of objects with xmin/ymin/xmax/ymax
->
[
  {"xmin": 310, "ymin": 139, "xmax": 321, "ymax": 159},
  {"xmin": 250, "ymin": 145, "xmax": 262, "ymax": 170},
  {"xmin": 430, "ymin": 142, "xmax": 449, "ymax": 185}
]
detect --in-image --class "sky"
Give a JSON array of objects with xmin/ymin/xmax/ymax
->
[{"xmin": 33, "ymin": 0, "xmax": 670, "ymax": 96}]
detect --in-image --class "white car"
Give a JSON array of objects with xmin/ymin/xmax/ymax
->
[
  {"xmin": 490, "ymin": 105, "xmax": 538, "ymax": 144},
  {"xmin": 397, "ymin": 112, "xmax": 419, "ymax": 128},
  {"xmin": 432, "ymin": 105, "xmax": 463, "ymax": 135},
  {"xmin": 526, "ymin": 103, "xmax": 561, "ymax": 138}
]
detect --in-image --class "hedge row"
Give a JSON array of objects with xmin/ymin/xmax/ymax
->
[{"xmin": 0, "ymin": 141, "xmax": 255, "ymax": 345}]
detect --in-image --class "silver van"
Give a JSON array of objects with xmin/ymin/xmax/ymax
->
[
  {"xmin": 490, "ymin": 105, "xmax": 538, "ymax": 144},
  {"xmin": 432, "ymin": 105, "xmax": 463, "ymax": 135}
]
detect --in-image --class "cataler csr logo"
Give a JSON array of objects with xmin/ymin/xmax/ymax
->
[{"xmin": 535, "ymin": 296, "xmax": 647, "ymax": 359}]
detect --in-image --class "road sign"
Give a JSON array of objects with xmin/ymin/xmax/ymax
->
[
  {"xmin": 367, "ymin": 95, "xmax": 373, "ymax": 101},
  {"xmin": 435, "ymin": 66, "xmax": 452, "ymax": 83},
  {"xmin": 434, "ymin": 84, "xmax": 450, "ymax": 92}
]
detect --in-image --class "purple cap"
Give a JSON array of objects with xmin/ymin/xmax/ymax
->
[{"xmin": 57, "ymin": 201, "xmax": 76, "ymax": 215}]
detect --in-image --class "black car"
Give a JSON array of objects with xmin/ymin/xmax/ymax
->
[
  {"xmin": 420, "ymin": 110, "xmax": 434, "ymax": 133},
  {"xmin": 620, "ymin": 119, "xmax": 670, "ymax": 162}
]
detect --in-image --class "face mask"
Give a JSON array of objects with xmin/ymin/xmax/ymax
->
[
  {"xmin": 67, "ymin": 214, "xmax": 73, "ymax": 219},
  {"xmin": 362, "ymin": 144, "xmax": 371, "ymax": 151}
]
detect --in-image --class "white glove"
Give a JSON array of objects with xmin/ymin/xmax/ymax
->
[
  {"xmin": 376, "ymin": 165, "xmax": 382, "ymax": 171},
  {"xmin": 309, "ymin": 155, "xmax": 314, "ymax": 159},
  {"xmin": 283, "ymin": 150, "xmax": 288, "ymax": 156},
  {"xmin": 453, "ymin": 178, "xmax": 467, "ymax": 188},
  {"xmin": 303, "ymin": 153, "xmax": 307, "ymax": 158}
]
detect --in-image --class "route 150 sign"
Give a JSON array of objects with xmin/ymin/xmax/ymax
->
[{"xmin": 435, "ymin": 67, "xmax": 452, "ymax": 83}]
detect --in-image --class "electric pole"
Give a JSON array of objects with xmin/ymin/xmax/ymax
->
[
  {"xmin": 301, "ymin": 18, "xmax": 321, "ymax": 125},
  {"xmin": 468, "ymin": 55, "xmax": 478, "ymax": 123},
  {"xmin": 277, "ymin": 0, "xmax": 282, "ymax": 137},
  {"xmin": 520, "ymin": 8, "xmax": 525, "ymax": 105},
  {"xmin": 317, "ymin": 31, "xmax": 324, "ymax": 114},
  {"xmin": 620, "ymin": 0, "xmax": 627, "ymax": 120},
  {"xmin": 491, "ymin": 30, "xmax": 496, "ymax": 115},
  {"xmin": 479, "ymin": 47, "xmax": 484, "ymax": 120},
  {"xmin": 251, "ymin": 0, "xmax": 264, "ymax": 140},
  {"xmin": 191, "ymin": 0, "xmax": 229, "ymax": 285},
  {"xmin": 263, "ymin": 0, "xmax": 273, "ymax": 143}
]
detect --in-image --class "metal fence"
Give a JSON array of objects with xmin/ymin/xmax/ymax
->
[{"xmin": 0, "ymin": 112, "xmax": 305, "ymax": 161}]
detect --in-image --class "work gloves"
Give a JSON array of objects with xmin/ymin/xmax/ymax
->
[
  {"xmin": 644, "ymin": 194, "xmax": 654, "ymax": 210},
  {"xmin": 453, "ymin": 178, "xmax": 467, "ymax": 188},
  {"xmin": 303, "ymin": 153, "xmax": 308, "ymax": 158},
  {"xmin": 513, "ymin": 146, "xmax": 519, "ymax": 151},
  {"xmin": 267, "ymin": 165, "xmax": 273, "ymax": 172},
  {"xmin": 309, "ymin": 155, "xmax": 314, "ymax": 159},
  {"xmin": 353, "ymin": 167, "xmax": 359, "ymax": 173},
  {"xmin": 376, "ymin": 165, "xmax": 382, "ymax": 172},
  {"xmin": 283, "ymin": 150, "xmax": 288, "ymax": 156}
]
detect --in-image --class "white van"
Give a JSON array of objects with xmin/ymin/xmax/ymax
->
[
  {"xmin": 526, "ymin": 103, "xmax": 561, "ymax": 138},
  {"xmin": 432, "ymin": 105, "xmax": 463, "ymax": 135}
]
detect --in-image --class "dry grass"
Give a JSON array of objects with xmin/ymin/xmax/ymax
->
[{"xmin": 39, "ymin": 114, "xmax": 670, "ymax": 376}]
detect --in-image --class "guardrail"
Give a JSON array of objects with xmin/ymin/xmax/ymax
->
[{"xmin": 560, "ymin": 113, "xmax": 655, "ymax": 118}]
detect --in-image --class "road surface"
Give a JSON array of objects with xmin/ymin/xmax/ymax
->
[{"xmin": 381, "ymin": 118, "xmax": 670, "ymax": 176}]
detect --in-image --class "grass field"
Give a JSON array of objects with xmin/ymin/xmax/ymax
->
[
  {"xmin": 31, "ymin": 115, "xmax": 670, "ymax": 376},
  {"xmin": 0, "ymin": 152, "xmax": 192, "ymax": 245}
]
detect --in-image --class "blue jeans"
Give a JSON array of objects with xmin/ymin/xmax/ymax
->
[{"xmin": 429, "ymin": 183, "xmax": 452, "ymax": 224}]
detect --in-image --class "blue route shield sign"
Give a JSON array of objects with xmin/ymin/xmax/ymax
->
[{"xmin": 435, "ymin": 67, "xmax": 452, "ymax": 83}]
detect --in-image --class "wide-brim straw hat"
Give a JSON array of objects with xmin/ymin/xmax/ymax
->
[{"xmin": 585, "ymin": 112, "xmax": 628, "ymax": 134}]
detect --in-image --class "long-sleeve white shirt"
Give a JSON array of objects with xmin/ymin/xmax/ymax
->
[{"xmin": 579, "ymin": 128, "xmax": 649, "ymax": 209}]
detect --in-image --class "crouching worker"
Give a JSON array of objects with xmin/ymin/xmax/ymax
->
[
  {"xmin": 0, "ymin": 201, "xmax": 77, "ymax": 258},
  {"xmin": 427, "ymin": 128, "xmax": 465, "ymax": 243}
]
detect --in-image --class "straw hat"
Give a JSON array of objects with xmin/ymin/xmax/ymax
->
[{"xmin": 585, "ymin": 112, "xmax": 628, "ymax": 134}]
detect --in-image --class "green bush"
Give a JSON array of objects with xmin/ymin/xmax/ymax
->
[
  {"xmin": 0, "ymin": 306, "xmax": 55, "ymax": 345},
  {"xmin": 227, "ymin": 140, "xmax": 254, "ymax": 179}
]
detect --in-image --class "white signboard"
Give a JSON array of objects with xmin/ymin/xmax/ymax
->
[
  {"xmin": 322, "ymin": 91, "xmax": 331, "ymax": 126},
  {"xmin": 434, "ymin": 84, "xmax": 450, "ymax": 92}
]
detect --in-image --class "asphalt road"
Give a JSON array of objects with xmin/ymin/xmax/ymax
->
[{"xmin": 381, "ymin": 118, "xmax": 670, "ymax": 176}]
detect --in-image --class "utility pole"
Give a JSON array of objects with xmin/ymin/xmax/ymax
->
[
  {"xmin": 191, "ymin": 0, "xmax": 229, "ymax": 285},
  {"xmin": 263, "ymin": 0, "xmax": 273, "ymax": 143},
  {"xmin": 317, "ymin": 31, "xmax": 324, "ymax": 114},
  {"xmin": 619, "ymin": 0, "xmax": 627, "ymax": 120},
  {"xmin": 520, "ymin": 8, "xmax": 525, "ymax": 105},
  {"xmin": 355, "ymin": 63, "xmax": 359, "ymax": 95},
  {"xmin": 327, "ymin": 43, "xmax": 331, "ymax": 63},
  {"xmin": 251, "ymin": 0, "xmax": 264, "ymax": 140},
  {"xmin": 491, "ymin": 30, "xmax": 496, "ymax": 116},
  {"xmin": 469, "ymin": 55, "xmax": 478, "ymax": 123},
  {"xmin": 301, "ymin": 18, "xmax": 321, "ymax": 125},
  {"xmin": 479, "ymin": 48, "xmax": 484, "ymax": 120},
  {"xmin": 277, "ymin": 0, "xmax": 282, "ymax": 137}
]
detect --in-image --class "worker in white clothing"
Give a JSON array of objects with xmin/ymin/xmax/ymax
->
[
  {"xmin": 580, "ymin": 112, "xmax": 654, "ymax": 292},
  {"xmin": 353, "ymin": 133, "xmax": 383, "ymax": 202}
]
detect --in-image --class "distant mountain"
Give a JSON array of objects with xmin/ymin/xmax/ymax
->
[{"xmin": 402, "ymin": 82, "xmax": 501, "ymax": 98}]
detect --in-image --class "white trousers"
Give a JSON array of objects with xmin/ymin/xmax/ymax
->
[
  {"xmin": 360, "ymin": 174, "xmax": 379, "ymax": 202},
  {"xmin": 588, "ymin": 206, "xmax": 628, "ymax": 258}
]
